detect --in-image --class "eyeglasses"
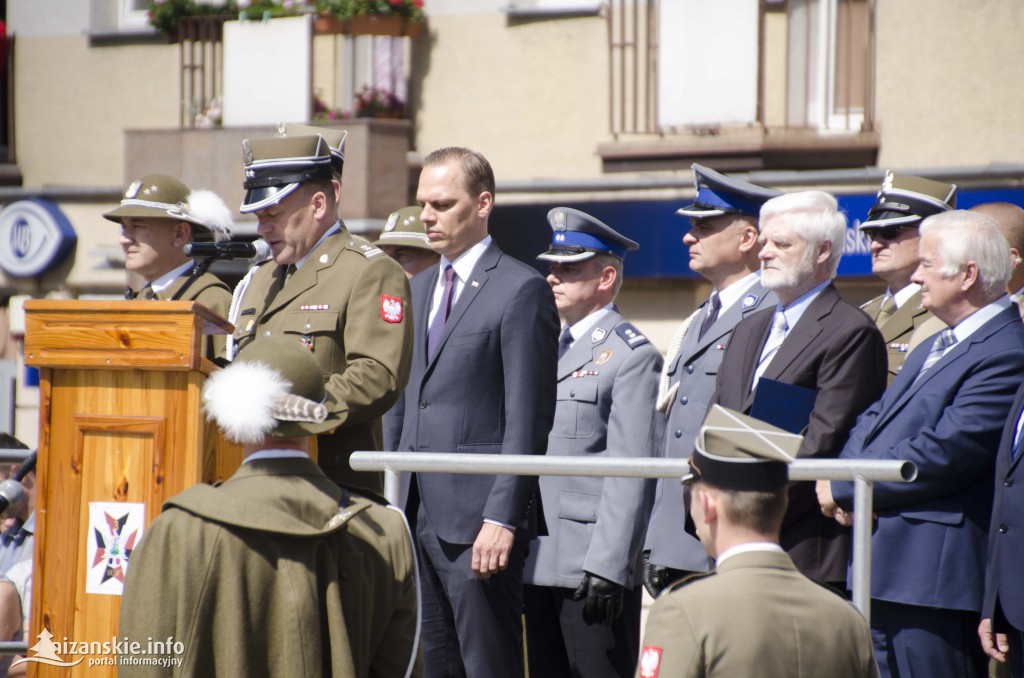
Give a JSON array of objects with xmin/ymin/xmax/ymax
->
[{"xmin": 862, "ymin": 225, "xmax": 915, "ymax": 242}]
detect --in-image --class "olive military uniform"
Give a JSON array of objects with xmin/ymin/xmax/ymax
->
[
  {"xmin": 860, "ymin": 290, "xmax": 933, "ymax": 385},
  {"xmin": 231, "ymin": 226, "xmax": 412, "ymax": 496}
]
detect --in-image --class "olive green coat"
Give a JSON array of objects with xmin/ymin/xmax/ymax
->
[
  {"xmin": 118, "ymin": 457, "xmax": 422, "ymax": 678},
  {"xmin": 637, "ymin": 550, "xmax": 878, "ymax": 678},
  {"xmin": 230, "ymin": 226, "xmax": 413, "ymax": 495},
  {"xmin": 861, "ymin": 289, "xmax": 933, "ymax": 385},
  {"xmin": 159, "ymin": 270, "xmax": 232, "ymax": 360}
]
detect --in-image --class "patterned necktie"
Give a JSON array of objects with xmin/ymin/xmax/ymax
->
[
  {"xmin": 698, "ymin": 292, "xmax": 721, "ymax": 340},
  {"xmin": 1012, "ymin": 407, "xmax": 1024, "ymax": 460},
  {"xmin": 752, "ymin": 310, "xmax": 788, "ymax": 390},
  {"xmin": 914, "ymin": 328, "xmax": 956, "ymax": 384},
  {"xmin": 558, "ymin": 326, "xmax": 574, "ymax": 359},
  {"xmin": 427, "ymin": 265, "xmax": 456, "ymax": 359}
]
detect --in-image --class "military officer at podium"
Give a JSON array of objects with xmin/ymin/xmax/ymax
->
[
  {"xmin": 104, "ymin": 174, "xmax": 234, "ymax": 359},
  {"xmin": 523, "ymin": 207, "xmax": 662, "ymax": 678},
  {"xmin": 227, "ymin": 132, "xmax": 413, "ymax": 498}
]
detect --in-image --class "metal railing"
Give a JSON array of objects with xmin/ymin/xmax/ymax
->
[{"xmin": 351, "ymin": 452, "xmax": 916, "ymax": 623}]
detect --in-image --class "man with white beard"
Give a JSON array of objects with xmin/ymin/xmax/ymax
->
[{"xmin": 708, "ymin": 190, "xmax": 886, "ymax": 591}]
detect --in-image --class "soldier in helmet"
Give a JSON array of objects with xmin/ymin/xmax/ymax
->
[
  {"xmin": 373, "ymin": 205, "xmax": 440, "ymax": 279},
  {"xmin": 103, "ymin": 174, "xmax": 233, "ymax": 359}
]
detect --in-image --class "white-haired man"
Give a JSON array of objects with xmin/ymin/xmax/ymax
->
[
  {"xmin": 709, "ymin": 190, "xmax": 887, "ymax": 590},
  {"xmin": 818, "ymin": 210, "xmax": 1024, "ymax": 678},
  {"xmin": 103, "ymin": 173, "xmax": 234, "ymax": 359},
  {"xmin": 119, "ymin": 337, "xmax": 421, "ymax": 677}
]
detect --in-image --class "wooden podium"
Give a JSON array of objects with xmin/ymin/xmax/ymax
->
[{"xmin": 23, "ymin": 300, "xmax": 240, "ymax": 676}]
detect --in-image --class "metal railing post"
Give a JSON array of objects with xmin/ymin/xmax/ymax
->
[
  {"xmin": 384, "ymin": 467, "xmax": 400, "ymax": 505},
  {"xmin": 852, "ymin": 475, "xmax": 873, "ymax": 622}
]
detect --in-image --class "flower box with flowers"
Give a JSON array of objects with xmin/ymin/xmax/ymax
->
[{"xmin": 147, "ymin": 0, "xmax": 425, "ymax": 40}]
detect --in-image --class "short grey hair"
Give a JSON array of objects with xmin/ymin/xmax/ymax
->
[
  {"xmin": 760, "ymin": 191, "xmax": 847, "ymax": 276},
  {"xmin": 593, "ymin": 253, "xmax": 624, "ymax": 298},
  {"xmin": 919, "ymin": 210, "xmax": 1011, "ymax": 301}
]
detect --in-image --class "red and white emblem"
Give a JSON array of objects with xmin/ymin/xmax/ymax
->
[
  {"xmin": 381, "ymin": 295, "xmax": 404, "ymax": 323},
  {"xmin": 638, "ymin": 646, "xmax": 662, "ymax": 678}
]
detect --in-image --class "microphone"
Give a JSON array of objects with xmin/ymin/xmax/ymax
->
[
  {"xmin": 185, "ymin": 240, "xmax": 272, "ymax": 260},
  {"xmin": 0, "ymin": 451, "xmax": 35, "ymax": 519}
]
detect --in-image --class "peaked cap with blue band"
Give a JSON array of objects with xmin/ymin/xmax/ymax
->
[
  {"xmin": 858, "ymin": 171, "xmax": 957, "ymax": 230},
  {"xmin": 676, "ymin": 163, "xmax": 782, "ymax": 219},
  {"xmin": 239, "ymin": 134, "xmax": 336, "ymax": 214},
  {"xmin": 537, "ymin": 207, "xmax": 639, "ymax": 263}
]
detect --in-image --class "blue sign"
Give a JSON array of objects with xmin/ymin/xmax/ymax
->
[
  {"xmin": 0, "ymin": 199, "xmax": 77, "ymax": 277},
  {"xmin": 490, "ymin": 187, "xmax": 1024, "ymax": 279}
]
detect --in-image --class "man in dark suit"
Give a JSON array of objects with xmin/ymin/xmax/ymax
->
[
  {"xmin": 522, "ymin": 207, "xmax": 662, "ymax": 678},
  {"xmin": 710, "ymin": 190, "xmax": 887, "ymax": 588},
  {"xmin": 981, "ymin": 382, "xmax": 1024, "ymax": 677},
  {"xmin": 643, "ymin": 164, "xmax": 780, "ymax": 596},
  {"xmin": 384, "ymin": 147, "xmax": 559, "ymax": 678},
  {"xmin": 818, "ymin": 210, "xmax": 1024, "ymax": 678}
]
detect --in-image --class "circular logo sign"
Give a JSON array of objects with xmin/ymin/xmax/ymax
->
[{"xmin": 0, "ymin": 199, "xmax": 77, "ymax": 277}]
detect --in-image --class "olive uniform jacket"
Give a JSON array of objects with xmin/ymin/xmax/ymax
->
[
  {"xmin": 524, "ymin": 309, "xmax": 662, "ymax": 589},
  {"xmin": 860, "ymin": 289, "xmax": 933, "ymax": 385},
  {"xmin": 230, "ymin": 225, "xmax": 413, "ymax": 496},
  {"xmin": 118, "ymin": 457, "xmax": 422, "ymax": 678},
  {"xmin": 147, "ymin": 270, "xmax": 231, "ymax": 360},
  {"xmin": 636, "ymin": 550, "xmax": 878, "ymax": 678}
]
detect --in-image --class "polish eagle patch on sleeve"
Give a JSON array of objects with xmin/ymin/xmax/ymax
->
[{"xmin": 381, "ymin": 295, "xmax": 404, "ymax": 323}]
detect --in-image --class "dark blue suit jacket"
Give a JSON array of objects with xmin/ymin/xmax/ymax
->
[
  {"xmin": 983, "ymin": 381, "xmax": 1024, "ymax": 631},
  {"xmin": 834, "ymin": 303, "xmax": 1024, "ymax": 613},
  {"xmin": 384, "ymin": 241, "xmax": 559, "ymax": 544}
]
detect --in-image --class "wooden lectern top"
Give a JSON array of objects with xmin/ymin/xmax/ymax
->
[{"xmin": 24, "ymin": 300, "xmax": 233, "ymax": 373}]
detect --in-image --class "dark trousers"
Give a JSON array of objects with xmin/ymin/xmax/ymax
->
[
  {"xmin": 524, "ymin": 584, "xmax": 642, "ymax": 678},
  {"xmin": 871, "ymin": 599, "xmax": 986, "ymax": 678},
  {"xmin": 415, "ymin": 505, "xmax": 527, "ymax": 678}
]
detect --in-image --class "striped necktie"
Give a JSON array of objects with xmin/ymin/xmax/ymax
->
[{"xmin": 913, "ymin": 328, "xmax": 956, "ymax": 384}]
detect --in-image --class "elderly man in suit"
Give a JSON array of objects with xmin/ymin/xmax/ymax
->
[
  {"xmin": 981, "ymin": 381, "xmax": 1024, "ymax": 677},
  {"xmin": 858, "ymin": 172, "xmax": 957, "ymax": 384},
  {"xmin": 228, "ymin": 132, "xmax": 413, "ymax": 498},
  {"xmin": 104, "ymin": 174, "xmax": 234, "ymax": 359},
  {"xmin": 522, "ymin": 207, "xmax": 662, "ymax": 678},
  {"xmin": 643, "ymin": 164, "xmax": 781, "ymax": 596},
  {"xmin": 818, "ymin": 210, "xmax": 1024, "ymax": 678},
  {"xmin": 709, "ymin": 190, "xmax": 887, "ymax": 589},
  {"xmin": 384, "ymin": 147, "xmax": 559, "ymax": 678},
  {"xmin": 636, "ymin": 406, "xmax": 878, "ymax": 678}
]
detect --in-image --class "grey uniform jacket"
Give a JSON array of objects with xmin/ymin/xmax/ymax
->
[
  {"xmin": 645, "ymin": 282, "xmax": 775, "ymax": 573},
  {"xmin": 524, "ymin": 309, "xmax": 662, "ymax": 589}
]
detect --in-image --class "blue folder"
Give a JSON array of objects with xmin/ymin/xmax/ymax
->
[{"xmin": 750, "ymin": 378, "xmax": 817, "ymax": 434}]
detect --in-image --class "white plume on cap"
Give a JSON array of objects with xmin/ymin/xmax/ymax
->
[
  {"xmin": 182, "ymin": 189, "xmax": 233, "ymax": 242},
  {"xmin": 203, "ymin": 361, "xmax": 289, "ymax": 444}
]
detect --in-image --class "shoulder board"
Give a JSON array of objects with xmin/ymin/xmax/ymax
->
[
  {"xmin": 615, "ymin": 322, "xmax": 650, "ymax": 349},
  {"xmin": 667, "ymin": 569, "xmax": 715, "ymax": 592},
  {"xmin": 347, "ymin": 241, "xmax": 386, "ymax": 259}
]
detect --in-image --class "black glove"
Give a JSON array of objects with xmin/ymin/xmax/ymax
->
[
  {"xmin": 572, "ymin": 572, "xmax": 624, "ymax": 626},
  {"xmin": 641, "ymin": 550, "xmax": 667, "ymax": 599}
]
